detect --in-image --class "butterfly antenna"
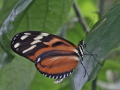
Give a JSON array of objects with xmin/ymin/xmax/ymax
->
[
  {"xmin": 82, "ymin": 16, "xmax": 96, "ymax": 40},
  {"xmin": 83, "ymin": 17, "xmax": 106, "ymax": 41}
]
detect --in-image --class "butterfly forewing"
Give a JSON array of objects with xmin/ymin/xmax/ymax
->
[
  {"xmin": 11, "ymin": 31, "xmax": 80, "ymax": 83},
  {"xmin": 11, "ymin": 31, "xmax": 51, "ymax": 61}
]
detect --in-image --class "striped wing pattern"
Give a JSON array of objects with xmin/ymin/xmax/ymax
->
[{"xmin": 11, "ymin": 31, "xmax": 80, "ymax": 83}]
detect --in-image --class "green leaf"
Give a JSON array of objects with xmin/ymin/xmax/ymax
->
[
  {"xmin": 76, "ymin": 0, "xmax": 98, "ymax": 23},
  {"xmin": 0, "ymin": 52, "xmax": 14, "ymax": 68},
  {"xmin": 0, "ymin": 0, "xmax": 18, "ymax": 27},
  {"xmin": 74, "ymin": 3, "xmax": 120, "ymax": 90},
  {"xmin": 0, "ymin": 56, "xmax": 36, "ymax": 90},
  {"xmin": 98, "ymin": 59, "xmax": 120, "ymax": 81},
  {"xmin": 30, "ymin": 71, "xmax": 60, "ymax": 90},
  {"xmin": 0, "ymin": 0, "xmax": 20, "ymax": 67},
  {"xmin": 67, "ymin": 22, "xmax": 85, "ymax": 45}
]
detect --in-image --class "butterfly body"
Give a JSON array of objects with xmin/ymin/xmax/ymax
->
[{"xmin": 11, "ymin": 31, "xmax": 84, "ymax": 83}]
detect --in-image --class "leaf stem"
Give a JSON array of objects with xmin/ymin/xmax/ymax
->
[
  {"xmin": 91, "ymin": 1, "xmax": 103, "ymax": 90},
  {"xmin": 91, "ymin": 78, "xmax": 97, "ymax": 90},
  {"xmin": 98, "ymin": 0, "xmax": 104, "ymax": 18}
]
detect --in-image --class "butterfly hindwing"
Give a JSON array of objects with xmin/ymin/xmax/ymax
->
[
  {"xmin": 35, "ymin": 48, "xmax": 79, "ymax": 82},
  {"xmin": 11, "ymin": 31, "xmax": 80, "ymax": 83}
]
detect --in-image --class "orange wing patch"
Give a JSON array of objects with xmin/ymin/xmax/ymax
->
[
  {"xmin": 36, "ymin": 55, "xmax": 79, "ymax": 74},
  {"xmin": 43, "ymin": 37, "xmax": 76, "ymax": 47},
  {"xmin": 27, "ymin": 46, "xmax": 78, "ymax": 61}
]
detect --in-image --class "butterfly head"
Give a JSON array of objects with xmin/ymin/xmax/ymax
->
[
  {"xmin": 78, "ymin": 40, "xmax": 86, "ymax": 57},
  {"xmin": 79, "ymin": 40, "xmax": 86, "ymax": 47}
]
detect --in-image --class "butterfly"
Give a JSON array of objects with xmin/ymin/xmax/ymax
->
[{"xmin": 11, "ymin": 31, "xmax": 86, "ymax": 83}]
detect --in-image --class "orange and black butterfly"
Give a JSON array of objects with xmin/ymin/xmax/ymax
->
[{"xmin": 11, "ymin": 31, "xmax": 85, "ymax": 83}]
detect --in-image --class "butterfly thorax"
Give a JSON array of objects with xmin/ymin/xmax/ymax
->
[{"xmin": 78, "ymin": 40, "xmax": 85, "ymax": 57}]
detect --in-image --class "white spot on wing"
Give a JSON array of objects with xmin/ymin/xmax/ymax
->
[
  {"xmin": 54, "ymin": 78, "xmax": 64, "ymax": 84},
  {"xmin": 15, "ymin": 34, "xmax": 19, "ymax": 37},
  {"xmin": 63, "ymin": 74, "xmax": 66, "ymax": 78},
  {"xmin": 33, "ymin": 32, "xmax": 49, "ymax": 40},
  {"xmin": 70, "ymin": 56, "xmax": 79, "ymax": 61},
  {"xmin": 52, "ymin": 76, "xmax": 55, "ymax": 79},
  {"xmin": 34, "ymin": 35, "xmax": 43, "ymax": 40},
  {"xmin": 37, "ymin": 58, "xmax": 41, "ymax": 63},
  {"xmin": 13, "ymin": 37, "xmax": 16, "ymax": 40},
  {"xmin": 74, "ymin": 49, "xmax": 79, "ymax": 54},
  {"xmin": 74, "ymin": 56, "xmax": 79, "ymax": 61},
  {"xmin": 13, "ymin": 34, "xmax": 19, "ymax": 40},
  {"xmin": 20, "ymin": 33, "xmax": 31, "ymax": 40},
  {"xmin": 22, "ymin": 45, "xmax": 36, "ymax": 53},
  {"xmin": 60, "ymin": 75, "xmax": 62, "ymax": 79},
  {"xmin": 31, "ymin": 40, "xmax": 41, "ymax": 45},
  {"xmin": 14, "ymin": 43, "xmax": 20, "ymax": 48},
  {"xmin": 45, "ymin": 74, "xmax": 47, "ymax": 77},
  {"xmin": 67, "ymin": 74, "xmax": 69, "ymax": 76},
  {"xmin": 24, "ymin": 33, "xmax": 31, "ymax": 35},
  {"xmin": 56, "ymin": 76, "xmax": 58, "ymax": 79},
  {"xmin": 21, "ymin": 35, "xmax": 28, "ymax": 40},
  {"xmin": 41, "ymin": 33, "xmax": 49, "ymax": 36}
]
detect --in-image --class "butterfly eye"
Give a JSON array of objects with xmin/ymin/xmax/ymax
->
[
  {"xmin": 79, "ymin": 40, "xmax": 84, "ymax": 46},
  {"xmin": 78, "ymin": 40, "xmax": 86, "ymax": 47}
]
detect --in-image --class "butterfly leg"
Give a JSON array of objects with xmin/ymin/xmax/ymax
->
[
  {"xmin": 84, "ymin": 50, "xmax": 103, "ymax": 66},
  {"xmin": 80, "ymin": 60, "xmax": 90, "ymax": 79}
]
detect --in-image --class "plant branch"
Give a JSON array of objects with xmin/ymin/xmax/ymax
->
[
  {"xmin": 98, "ymin": 0, "xmax": 104, "ymax": 18},
  {"xmin": 73, "ymin": 1, "xmax": 89, "ymax": 34},
  {"xmin": 91, "ymin": 78, "xmax": 97, "ymax": 90}
]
